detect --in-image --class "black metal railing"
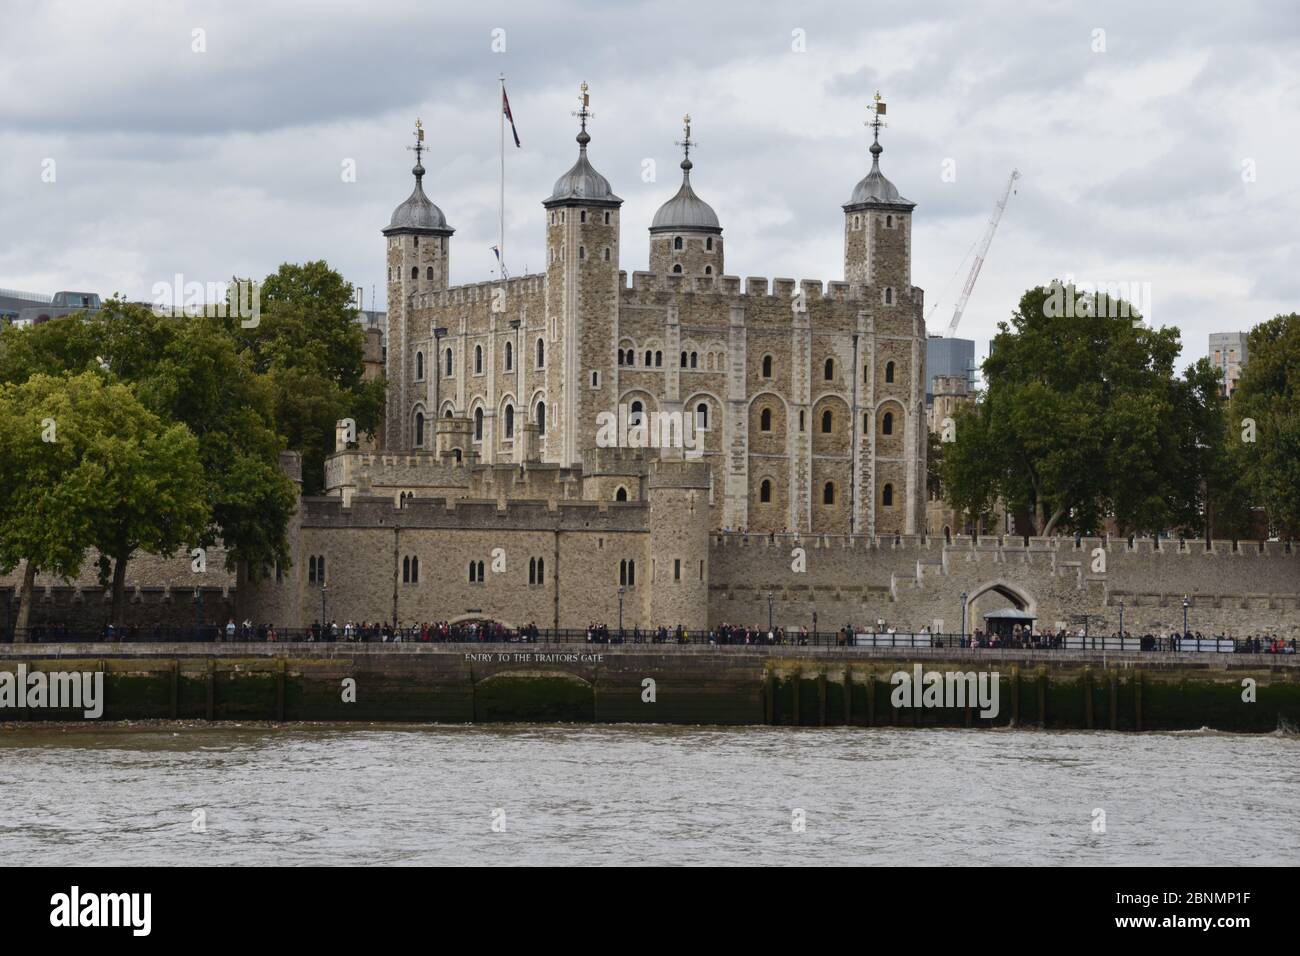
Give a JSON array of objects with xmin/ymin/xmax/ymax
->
[{"xmin": 0, "ymin": 624, "xmax": 1295, "ymax": 655}]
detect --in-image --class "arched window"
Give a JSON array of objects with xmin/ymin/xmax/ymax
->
[
  {"xmin": 882, "ymin": 483, "xmax": 894, "ymax": 507},
  {"xmin": 884, "ymin": 287, "xmax": 894, "ymax": 305},
  {"xmin": 886, "ymin": 214, "xmax": 893, "ymax": 228},
  {"xmin": 504, "ymin": 404, "xmax": 514, "ymax": 439},
  {"xmin": 690, "ymin": 351, "xmax": 698, "ymax": 368},
  {"xmin": 620, "ymin": 559, "xmax": 636, "ymax": 586},
  {"xmin": 505, "ymin": 341, "xmax": 513, "ymax": 371},
  {"xmin": 477, "ymin": 560, "xmax": 485, "ymax": 580},
  {"xmin": 673, "ymin": 236, "xmax": 683, "ymax": 250},
  {"xmin": 604, "ymin": 247, "xmax": 610, "ymax": 261},
  {"xmin": 762, "ymin": 354, "xmax": 773, "ymax": 378},
  {"xmin": 411, "ymin": 266, "xmax": 418, "ymax": 279},
  {"xmin": 308, "ymin": 555, "xmax": 317, "ymax": 583},
  {"xmin": 760, "ymin": 407, "xmax": 772, "ymax": 432},
  {"xmin": 863, "ymin": 412, "xmax": 870, "ymax": 434},
  {"xmin": 474, "ymin": 407, "xmax": 484, "ymax": 441},
  {"xmin": 474, "ymin": 344, "xmax": 483, "ymax": 375},
  {"xmin": 316, "ymin": 556, "xmax": 325, "ymax": 584},
  {"xmin": 536, "ymin": 557, "xmax": 544, "ymax": 582},
  {"xmin": 536, "ymin": 338, "xmax": 545, "ymax": 368},
  {"xmin": 426, "ymin": 266, "xmax": 434, "ymax": 280},
  {"xmin": 445, "ymin": 348, "xmax": 453, "ymax": 376},
  {"xmin": 415, "ymin": 411, "xmax": 425, "ymax": 447},
  {"xmin": 882, "ymin": 411, "xmax": 894, "ymax": 436},
  {"xmin": 415, "ymin": 351, "xmax": 424, "ymax": 380},
  {"xmin": 580, "ymin": 210, "xmax": 587, "ymax": 223},
  {"xmin": 706, "ymin": 237, "xmax": 713, "ymax": 250},
  {"xmin": 885, "ymin": 361, "xmax": 895, "ymax": 384},
  {"xmin": 824, "ymin": 358, "xmax": 835, "ymax": 380},
  {"xmin": 615, "ymin": 486, "xmax": 628, "ymax": 502},
  {"xmin": 655, "ymin": 351, "xmax": 663, "ymax": 367},
  {"xmin": 696, "ymin": 402, "xmax": 708, "ymax": 430},
  {"xmin": 680, "ymin": 351, "xmax": 688, "ymax": 368},
  {"xmin": 704, "ymin": 265, "xmax": 712, "ymax": 275},
  {"xmin": 821, "ymin": 409, "xmax": 833, "ymax": 433},
  {"xmin": 760, "ymin": 479, "xmax": 772, "ymax": 503},
  {"xmin": 672, "ymin": 264, "xmax": 683, "ymax": 274},
  {"xmin": 823, "ymin": 482, "xmax": 835, "ymax": 505},
  {"xmin": 536, "ymin": 401, "xmax": 546, "ymax": 435},
  {"xmin": 579, "ymin": 246, "xmax": 586, "ymax": 260},
  {"xmin": 617, "ymin": 350, "xmax": 625, "ymax": 366},
  {"xmin": 403, "ymin": 556, "xmax": 410, "ymax": 583},
  {"xmin": 644, "ymin": 350, "xmax": 652, "ymax": 366},
  {"xmin": 630, "ymin": 400, "xmax": 644, "ymax": 426}
]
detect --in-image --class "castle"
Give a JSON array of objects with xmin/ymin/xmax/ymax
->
[
  {"xmin": 350, "ymin": 86, "xmax": 928, "ymax": 537},
  {"xmin": 5, "ymin": 89, "xmax": 1296, "ymax": 638}
]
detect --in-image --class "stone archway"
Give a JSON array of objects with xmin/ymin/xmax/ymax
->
[{"xmin": 965, "ymin": 580, "xmax": 1035, "ymax": 632}]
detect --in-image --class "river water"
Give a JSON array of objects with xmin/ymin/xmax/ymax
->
[{"xmin": 1, "ymin": 723, "xmax": 1296, "ymax": 866}]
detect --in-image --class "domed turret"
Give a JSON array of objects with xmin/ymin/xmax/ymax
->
[
  {"xmin": 648, "ymin": 115, "xmax": 724, "ymax": 277},
  {"xmin": 843, "ymin": 93, "xmax": 915, "ymax": 286},
  {"xmin": 545, "ymin": 93, "xmax": 622, "ymax": 208},
  {"xmin": 383, "ymin": 137, "xmax": 453, "ymax": 237}
]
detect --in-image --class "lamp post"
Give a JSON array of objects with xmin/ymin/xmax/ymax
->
[
  {"xmin": 960, "ymin": 591, "xmax": 968, "ymax": 645},
  {"xmin": 766, "ymin": 591, "xmax": 774, "ymax": 633},
  {"xmin": 1118, "ymin": 602, "xmax": 1125, "ymax": 642},
  {"xmin": 617, "ymin": 586, "xmax": 625, "ymax": 641},
  {"xmin": 321, "ymin": 584, "xmax": 328, "ymax": 637},
  {"xmin": 1182, "ymin": 594, "xmax": 1190, "ymax": 637}
]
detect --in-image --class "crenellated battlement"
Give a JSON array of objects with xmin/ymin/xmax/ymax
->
[
  {"xmin": 408, "ymin": 273, "xmax": 547, "ymax": 311},
  {"xmin": 300, "ymin": 492, "xmax": 649, "ymax": 532},
  {"xmin": 710, "ymin": 531, "xmax": 1296, "ymax": 557},
  {"xmin": 619, "ymin": 270, "xmax": 884, "ymax": 303}
]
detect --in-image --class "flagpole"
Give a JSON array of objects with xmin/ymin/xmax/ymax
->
[{"xmin": 499, "ymin": 73, "xmax": 505, "ymax": 281}]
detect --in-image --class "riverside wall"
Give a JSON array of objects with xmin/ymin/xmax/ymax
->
[{"xmin": 1, "ymin": 644, "xmax": 1297, "ymax": 732}]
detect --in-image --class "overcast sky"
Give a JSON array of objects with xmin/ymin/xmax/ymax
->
[{"xmin": 2, "ymin": 0, "xmax": 1296, "ymax": 369}]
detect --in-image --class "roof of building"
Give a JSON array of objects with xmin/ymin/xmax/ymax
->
[
  {"xmin": 546, "ymin": 126, "xmax": 621, "ymax": 207},
  {"xmin": 650, "ymin": 157, "xmax": 721, "ymax": 233},
  {"xmin": 845, "ymin": 140, "xmax": 914, "ymax": 210},
  {"xmin": 383, "ymin": 161, "xmax": 453, "ymax": 235}
]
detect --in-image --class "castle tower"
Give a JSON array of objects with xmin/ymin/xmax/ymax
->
[
  {"xmin": 382, "ymin": 119, "xmax": 454, "ymax": 451},
  {"xmin": 843, "ymin": 93, "xmax": 914, "ymax": 291},
  {"xmin": 649, "ymin": 114, "xmax": 723, "ymax": 277},
  {"xmin": 541, "ymin": 83, "xmax": 623, "ymax": 467}
]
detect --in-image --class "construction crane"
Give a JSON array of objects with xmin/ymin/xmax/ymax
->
[{"xmin": 944, "ymin": 169, "xmax": 1019, "ymax": 337}]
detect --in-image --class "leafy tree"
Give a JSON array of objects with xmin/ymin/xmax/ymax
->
[
  {"xmin": 944, "ymin": 283, "xmax": 1196, "ymax": 536},
  {"xmin": 0, "ymin": 374, "xmax": 208, "ymax": 634},
  {"xmin": 235, "ymin": 261, "xmax": 385, "ymax": 493},
  {"xmin": 1233, "ymin": 313, "xmax": 1300, "ymax": 537}
]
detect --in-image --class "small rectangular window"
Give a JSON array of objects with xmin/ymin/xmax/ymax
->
[{"xmin": 674, "ymin": 559, "xmax": 681, "ymax": 581}]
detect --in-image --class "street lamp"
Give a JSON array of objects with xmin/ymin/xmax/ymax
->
[
  {"xmin": 1118, "ymin": 602, "xmax": 1125, "ymax": 642},
  {"xmin": 617, "ymin": 586, "xmax": 625, "ymax": 641},
  {"xmin": 1182, "ymin": 595, "xmax": 1190, "ymax": 637},
  {"xmin": 960, "ymin": 591, "xmax": 968, "ymax": 645},
  {"xmin": 766, "ymin": 591, "xmax": 774, "ymax": 633},
  {"xmin": 321, "ymin": 583, "xmax": 328, "ymax": 638}
]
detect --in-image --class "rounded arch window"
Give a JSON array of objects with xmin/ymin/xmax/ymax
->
[
  {"xmin": 414, "ymin": 411, "xmax": 425, "ymax": 447},
  {"xmin": 672, "ymin": 264, "xmax": 683, "ymax": 274},
  {"xmin": 882, "ymin": 483, "xmax": 894, "ymax": 507},
  {"xmin": 504, "ymin": 404, "xmax": 514, "ymax": 439},
  {"xmin": 536, "ymin": 338, "xmax": 545, "ymax": 368},
  {"xmin": 445, "ymin": 348, "xmax": 453, "ymax": 376},
  {"xmin": 882, "ymin": 411, "xmax": 894, "ymax": 436},
  {"xmin": 823, "ymin": 482, "xmax": 835, "ymax": 505},
  {"xmin": 885, "ymin": 361, "xmax": 895, "ymax": 383},
  {"xmin": 695, "ymin": 402, "xmax": 709, "ymax": 430},
  {"xmin": 821, "ymin": 409, "xmax": 833, "ymax": 433},
  {"xmin": 474, "ymin": 344, "xmax": 483, "ymax": 374},
  {"xmin": 760, "ymin": 479, "xmax": 772, "ymax": 503},
  {"xmin": 630, "ymin": 400, "xmax": 644, "ymax": 425},
  {"xmin": 426, "ymin": 266, "xmax": 434, "ymax": 280},
  {"xmin": 415, "ymin": 351, "xmax": 424, "ymax": 380},
  {"xmin": 760, "ymin": 407, "xmax": 772, "ymax": 432},
  {"xmin": 673, "ymin": 236, "xmax": 683, "ymax": 250},
  {"xmin": 505, "ymin": 341, "xmax": 513, "ymax": 371},
  {"xmin": 762, "ymin": 354, "xmax": 773, "ymax": 378},
  {"xmin": 473, "ymin": 407, "xmax": 484, "ymax": 441},
  {"xmin": 824, "ymin": 358, "xmax": 834, "ymax": 380},
  {"xmin": 411, "ymin": 266, "xmax": 418, "ymax": 279},
  {"xmin": 704, "ymin": 265, "xmax": 713, "ymax": 275}
]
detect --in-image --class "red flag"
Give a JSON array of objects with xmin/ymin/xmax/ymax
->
[{"xmin": 502, "ymin": 86, "xmax": 521, "ymax": 147}]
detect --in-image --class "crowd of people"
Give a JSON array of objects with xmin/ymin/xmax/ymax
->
[{"xmin": 3, "ymin": 618, "xmax": 1297, "ymax": 654}]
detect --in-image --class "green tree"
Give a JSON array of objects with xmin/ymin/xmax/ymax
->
[
  {"xmin": 0, "ymin": 373, "xmax": 208, "ymax": 634},
  {"xmin": 945, "ymin": 282, "xmax": 1194, "ymax": 536},
  {"xmin": 1233, "ymin": 313, "xmax": 1300, "ymax": 537},
  {"xmin": 236, "ymin": 261, "xmax": 385, "ymax": 493}
]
